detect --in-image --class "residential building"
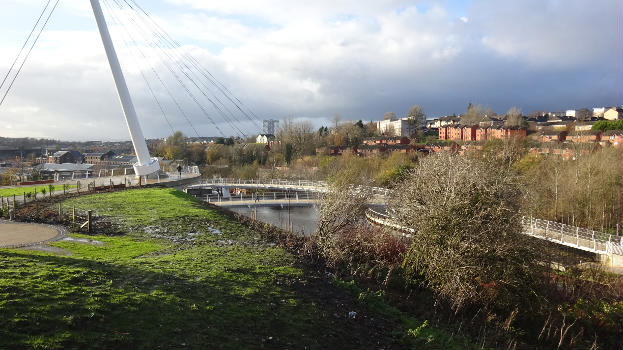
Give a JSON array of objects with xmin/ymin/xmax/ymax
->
[
  {"xmin": 426, "ymin": 116, "xmax": 460, "ymax": 128},
  {"xmin": 84, "ymin": 151, "xmax": 116, "ymax": 164},
  {"xmin": 593, "ymin": 107, "xmax": 606, "ymax": 118},
  {"xmin": 574, "ymin": 121, "xmax": 597, "ymax": 132},
  {"xmin": 362, "ymin": 136, "xmax": 409, "ymax": 146},
  {"xmin": 539, "ymin": 131, "xmax": 567, "ymax": 143},
  {"xmin": 462, "ymin": 125, "xmax": 478, "ymax": 141},
  {"xmin": 376, "ymin": 117, "xmax": 414, "ymax": 137},
  {"xmin": 565, "ymin": 109, "xmax": 576, "ymax": 118},
  {"xmin": 438, "ymin": 125, "xmax": 526, "ymax": 142},
  {"xmin": 256, "ymin": 134, "xmax": 275, "ymax": 144},
  {"xmin": 438, "ymin": 126, "xmax": 449, "ymax": 140},
  {"xmin": 475, "ymin": 127, "xmax": 488, "ymax": 141},
  {"xmin": 49, "ymin": 150, "xmax": 83, "ymax": 164},
  {"xmin": 567, "ymin": 131, "xmax": 602, "ymax": 143},
  {"xmin": 604, "ymin": 107, "xmax": 623, "ymax": 121}
]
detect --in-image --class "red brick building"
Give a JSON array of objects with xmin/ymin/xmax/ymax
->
[{"xmin": 438, "ymin": 125, "xmax": 526, "ymax": 142}]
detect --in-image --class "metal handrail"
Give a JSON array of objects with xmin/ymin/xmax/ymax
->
[{"xmin": 363, "ymin": 209, "xmax": 622, "ymax": 256}]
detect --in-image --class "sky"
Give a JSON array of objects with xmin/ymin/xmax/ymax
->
[{"xmin": 0, "ymin": 0, "xmax": 621, "ymax": 141}]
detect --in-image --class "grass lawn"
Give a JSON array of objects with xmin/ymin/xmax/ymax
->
[
  {"xmin": 0, "ymin": 184, "xmax": 76, "ymax": 198},
  {"xmin": 0, "ymin": 188, "xmax": 468, "ymax": 349}
]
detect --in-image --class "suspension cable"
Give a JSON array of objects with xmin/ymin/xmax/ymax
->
[{"xmin": 0, "ymin": 0, "xmax": 61, "ymax": 107}]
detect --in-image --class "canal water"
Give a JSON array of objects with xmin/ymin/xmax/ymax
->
[{"xmin": 230, "ymin": 205, "xmax": 319, "ymax": 236}]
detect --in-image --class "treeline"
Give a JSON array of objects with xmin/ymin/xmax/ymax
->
[{"xmin": 516, "ymin": 144, "xmax": 622, "ymax": 233}]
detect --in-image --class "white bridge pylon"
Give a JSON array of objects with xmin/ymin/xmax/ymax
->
[{"xmin": 90, "ymin": 0, "xmax": 159, "ymax": 176}]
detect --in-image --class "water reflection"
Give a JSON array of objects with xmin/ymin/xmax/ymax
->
[{"xmin": 230, "ymin": 205, "xmax": 319, "ymax": 236}]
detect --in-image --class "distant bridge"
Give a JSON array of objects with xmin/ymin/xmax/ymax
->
[
  {"xmin": 189, "ymin": 178, "xmax": 330, "ymax": 194},
  {"xmin": 186, "ymin": 177, "xmax": 389, "ymax": 196}
]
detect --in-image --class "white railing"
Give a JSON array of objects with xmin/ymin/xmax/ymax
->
[
  {"xmin": 363, "ymin": 209, "xmax": 623, "ymax": 256},
  {"xmin": 202, "ymin": 191, "xmax": 319, "ymax": 203},
  {"xmin": 365, "ymin": 208, "xmax": 413, "ymax": 237},
  {"xmin": 194, "ymin": 178, "xmax": 330, "ymax": 192},
  {"xmin": 193, "ymin": 177, "xmax": 389, "ymax": 196},
  {"xmin": 521, "ymin": 216, "xmax": 623, "ymax": 255}
]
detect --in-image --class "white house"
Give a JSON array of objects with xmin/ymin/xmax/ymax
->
[
  {"xmin": 604, "ymin": 107, "xmax": 623, "ymax": 121},
  {"xmin": 565, "ymin": 109, "xmax": 576, "ymax": 118},
  {"xmin": 256, "ymin": 134, "xmax": 275, "ymax": 144},
  {"xmin": 426, "ymin": 116, "xmax": 460, "ymax": 129},
  {"xmin": 592, "ymin": 107, "xmax": 606, "ymax": 118},
  {"xmin": 376, "ymin": 117, "xmax": 413, "ymax": 137}
]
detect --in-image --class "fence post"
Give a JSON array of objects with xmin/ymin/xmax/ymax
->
[
  {"xmin": 34, "ymin": 188, "xmax": 36, "ymax": 199},
  {"xmin": 592, "ymin": 233, "xmax": 596, "ymax": 251},
  {"xmin": 72, "ymin": 206, "xmax": 76, "ymax": 230},
  {"xmin": 23, "ymin": 192, "xmax": 26, "ymax": 203},
  {"xmin": 87, "ymin": 210, "xmax": 92, "ymax": 233},
  {"xmin": 13, "ymin": 194, "xmax": 16, "ymax": 208},
  {"xmin": 545, "ymin": 221, "xmax": 550, "ymax": 237},
  {"xmin": 576, "ymin": 227, "xmax": 579, "ymax": 246}
]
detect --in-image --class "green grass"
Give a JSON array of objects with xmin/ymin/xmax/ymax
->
[
  {"xmin": 0, "ymin": 184, "xmax": 76, "ymax": 198},
  {"xmin": 1, "ymin": 188, "xmax": 416, "ymax": 349}
]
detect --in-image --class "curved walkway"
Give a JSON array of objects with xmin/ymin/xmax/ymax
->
[{"xmin": 0, "ymin": 220, "xmax": 65, "ymax": 248}]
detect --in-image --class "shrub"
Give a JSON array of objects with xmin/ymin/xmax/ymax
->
[{"xmin": 387, "ymin": 152, "xmax": 546, "ymax": 312}]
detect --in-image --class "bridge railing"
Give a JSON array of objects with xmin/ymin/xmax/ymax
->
[
  {"xmin": 200, "ymin": 178, "xmax": 329, "ymax": 189},
  {"xmin": 521, "ymin": 216, "xmax": 623, "ymax": 255},
  {"xmin": 203, "ymin": 191, "xmax": 320, "ymax": 203},
  {"xmin": 363, "ymin": 209, "xmax": 623, "ymax": 256}
]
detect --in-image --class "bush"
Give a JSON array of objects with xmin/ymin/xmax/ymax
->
[
  {"xmin": 592, "ymin": 119, "xmax": 623, "ymax": 131},
  {"xmin": 387, "ymin": 152, "xmax": 546, "ymax": 312}
]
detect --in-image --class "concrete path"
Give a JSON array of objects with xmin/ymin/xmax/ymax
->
[{"xmin": 0, "ymin": 220, "xmax": 65, "ymax": 248}]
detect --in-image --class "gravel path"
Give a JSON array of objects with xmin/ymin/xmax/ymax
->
[{"xmin": 0, "ymin": 221, "xmax": 65, "ymax": 248}]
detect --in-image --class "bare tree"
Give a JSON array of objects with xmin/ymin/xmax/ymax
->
[
  {"xmin": 316, "ymin": 183, "xmax": 372, "ymax": 254},
  {"xmin": 461, "ymin": 104, "xmax": 486, "ymax": 126},
  {"xmin": 405, "ymin": 104, "xmax": 427, "ymax": 136},
  {"xmin": 383, "ymin": 111, "xmax": 396, "ymax": 120},
  {"xmin": 575, "ymin": 108, "xmax": 592, "ymax": 121},
  {"xmin": 387, "ymin": 152, "xmax": 545, "ymax": 312},
  {"xmin": 505, "ymin": 106, "xmax": 524, "ymax": 128}
]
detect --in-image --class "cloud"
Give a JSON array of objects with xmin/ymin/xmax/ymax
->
[{"xmin": 0, "ymin": 0, "xmax": 621, "ymax": 141}]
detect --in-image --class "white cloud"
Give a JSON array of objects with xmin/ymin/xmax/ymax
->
[{"xmin": 0, "ymin": 0, "xmax": 621, "ymax": 140}]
